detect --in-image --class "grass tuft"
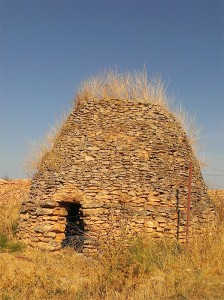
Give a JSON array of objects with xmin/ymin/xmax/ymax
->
[
  {"xmin": 0, "ymin": 232, "xmax": 8, "ymax": 250},
  {"xmin": 75, "ymin": 68, "xmax": 170, "ymax": 108},
  {"xmin": 23, "ymin": 108, "xmax": 71, "ymax": 177},
  {"xmin": 24, "ymin": 68, "xmax": 201, "ymax": 177},
  {"xmin": 0, "ymin": 232, "xmax": 24, "ymax": 253}
]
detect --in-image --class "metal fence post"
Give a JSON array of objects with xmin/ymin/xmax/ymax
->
[
  {"xmin": 186, "ymin": 161, "xmax": 192, "ymax": 244},
  {"xmin": 176, "ymin": 189, "xmax": 180, "ymax": 241}
]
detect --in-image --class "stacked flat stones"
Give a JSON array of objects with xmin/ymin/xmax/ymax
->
[{"xmin": 17, "ymin": 98, "xmax": 215, "ymax": 252}]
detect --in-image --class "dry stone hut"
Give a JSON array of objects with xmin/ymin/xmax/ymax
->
[{"xmin": 18, "ymin": 71, "xmax": 215, "ymax": 252}]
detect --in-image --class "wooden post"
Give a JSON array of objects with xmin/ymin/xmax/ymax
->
[{"xmin": 186, "ymin": 161, "xmax": 192, "ymax": 244}]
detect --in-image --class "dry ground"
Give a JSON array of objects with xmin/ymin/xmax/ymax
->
[{"xmin": 0, "ymin": 180, "xmax": 224, "ymax": 300}]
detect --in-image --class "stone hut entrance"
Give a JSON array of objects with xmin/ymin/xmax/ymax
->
[{"xmin": 61, "ymin": 202, "xmax": 85, "ymax": 252}]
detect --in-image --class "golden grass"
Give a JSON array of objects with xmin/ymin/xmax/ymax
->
[
  {"xmin": 76, "ymin": 68, "xmax": 170, "ymax": 108},
  {"xmin": 173, "ymin": 104, "xmax": 202, "ymax": 155},
  {"xmin": 24, "ymin": 112, "xmax": 69, "ymax": 177},
  {"xmin": 0, "ymin": 180, "xmax": 30, "ymax": 238},
  {"xmin": 24, "ymin": 69, "xmax": 202, "ymax": 177},
  {"xmin": 1, "ymin": 228, "xmax": 224, "ymax": 300},
  {"xmin": 209, "ymin": 190, "xmax": 224, "ymax": 223},
  {"xmin": 0, "ymin": 182, "xmax": 224, "ymax": 300}
]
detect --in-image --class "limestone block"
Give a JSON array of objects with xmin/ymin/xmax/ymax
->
[
  {"xmin": 156, "ymin": 227, "xmax": 164, "ymax": 232},
  {"xmin": 84, "ymin": 155, "xmax": 95, "ymax": 162},
  {"xmin": 29, "ymin": 236, "xmax": 39, "ymax": 242},
  {"xmin": 84, "ymin": 208, "xmax": 106, "ymax": 216},
  {"xmin": 145, "ymin": 227, "xmax": 155, "ymax": 233},
  {"xmin": 147, "ymin": 195, "xmax": 161, "ymax": 203},
  {"xmin": 54, "ymin": 233, "xmax": 65, "ymax": 242},
  {"xmin": 51, "ymin": 223, "xmax": 66, "ymax": 233},
  {"xmin": 135, "ymin": 197, "xmax": 145, "ymax": 204},
  {"xmin": 144, "ymin": 219, "xmax": 158, "ymax": 228},
  {"xmin": 95, "ymin": 193, "xmax": 109, "ymax": 201},
  {"xmin": 42, "ymin": 216, "xmax": 59, "ymax": 221},
  {"xmin": 157, "ymin": 216, "xmax": 166, "ymax": 223},
  {"xmin": 34, "ymin": 225, "xmax": 51, "ymax": 233},
  {"xmin": 40, "ymin": 200, "xmax": 58, "ymax": 208},
  {"xmin": 43, "ymin": 232, "xmax": 56, "ymax": 238},
  {"xmin": 170, "ymin": 213, "xmax": 177, "ymax": 220},
  {"xmin": 53, "ymin": 207, "xmax": 67, "ymax": 216},
  {"xmin": 36, "ymin": 208, "xmax": 54, "ymax": 216},
  {"xmin": 20, "ymin": 213, "xmax": 29, "ymax": 221},
  {"xmin": 38, "ymin": 236, "xmax": 52, "ymax": 242},
  {"xmin": 83, "ymin": 202, "xmax": 105, "ymax": 209},
  {"xmin": 87, "ymin": 146, "xmax": 100, "ymax": 151}
]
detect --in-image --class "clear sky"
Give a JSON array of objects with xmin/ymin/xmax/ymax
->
[{"xmin": 0, "ymin": 0, "xmax": 223, "ymax": 188}]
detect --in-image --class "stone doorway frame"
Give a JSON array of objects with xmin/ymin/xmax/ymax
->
[
  {"xmin": 52, "ymin": 185, "xmax": 86, "ymax": 250},
  {"xmin": 60, "ymin": 202, "xmax": 85, "ymax": 251}
]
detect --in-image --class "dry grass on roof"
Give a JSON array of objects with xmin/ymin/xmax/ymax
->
[
  {"xmin": 24, "ymin": 69, "xmax": 201, "ymax": 178},
  {"xmin": 75, "ymin": 69, "xmax": 170, "ymax": 109},
  {"xmin": 75, "ymin": 69, "xmax": 201, "ymax": 152},
  {"xmin": 24, "ymin": 112, "xmax": 69, "ymax": 177}
]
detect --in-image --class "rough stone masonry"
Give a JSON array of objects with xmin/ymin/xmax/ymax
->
[{"xmin": 17, "ymin": 98, "xmax": 215, "ymax": 252}]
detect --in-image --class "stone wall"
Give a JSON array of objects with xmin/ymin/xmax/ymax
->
[{"xmin": 17, "ymin": 98, "xmax": 215, "ymax": 252}]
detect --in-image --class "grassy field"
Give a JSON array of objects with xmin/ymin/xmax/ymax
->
[{"xmin": 0, "ymin": 180, "xmax": 224, "ymax": 300}]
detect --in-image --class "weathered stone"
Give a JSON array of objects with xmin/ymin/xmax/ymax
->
[
  {"xmin": 51, "ymin": 224, "xmax": 65, "ymax": 233},
  {"xmin": 19, "ymin": 213, "xmax": 29, "ymax": 221},
  {"xmin": 54, "ymin": 233, "xmax": 65, "ymax": 242},
  {"xmin": 34, "ymin": 225, "xmax": 51, "ymax": 233},
  {"xmin": 36, "ymin": 208, "xmax": 54, "ymax": 216},
  {"xmin": 43, "ymin": 232, "xmax": 56, "ymax": 238},
  {"xmin": 40, "ymin": 200, "xmax": 58, "ymax": 208},
  {"xmin": 53, "ymin": 207, "xmax": 67, "ymax": 216},
  {"xmin": 144, "ymin": 220, "xmax": 158, "ymax": 228},
  {"xmin": 17, "ymin": 96, "xmax": 215, "ymax": 253}
]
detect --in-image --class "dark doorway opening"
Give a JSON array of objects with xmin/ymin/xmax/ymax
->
[{"xmin": 61, "ymin": 203, "xmax": 85, "ymax": 252}]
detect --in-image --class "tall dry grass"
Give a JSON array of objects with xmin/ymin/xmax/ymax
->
[
  {"xmin": 1, "ymin": 227, "xmax": 224, "ymax": 299},
  {"xmin": 0, "ymin": 182, "xmax": 224, "ymax": 300},
  {"xmin": 24, "ymin": 112, "xmax": 69, "ymax": 177},
  {"xmin": 0, "ymin": 180, "xmax": 30, "ymax": 238},
  {"xmin": 76, "ymin": 68, "xmax": 170, "ymax": 108},
  {"xmin": 24, "ymin": 69, "xmax": 201, "ymax": 177}
]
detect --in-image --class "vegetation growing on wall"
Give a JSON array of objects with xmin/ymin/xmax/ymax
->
[{"xmin": 24, "ymin": 69, "xmax": 201, "ymax": 177}]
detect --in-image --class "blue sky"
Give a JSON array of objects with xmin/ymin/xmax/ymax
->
[{"xmin": 0, "ymin": 0, "xmax": 223, "ymax": 188}]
